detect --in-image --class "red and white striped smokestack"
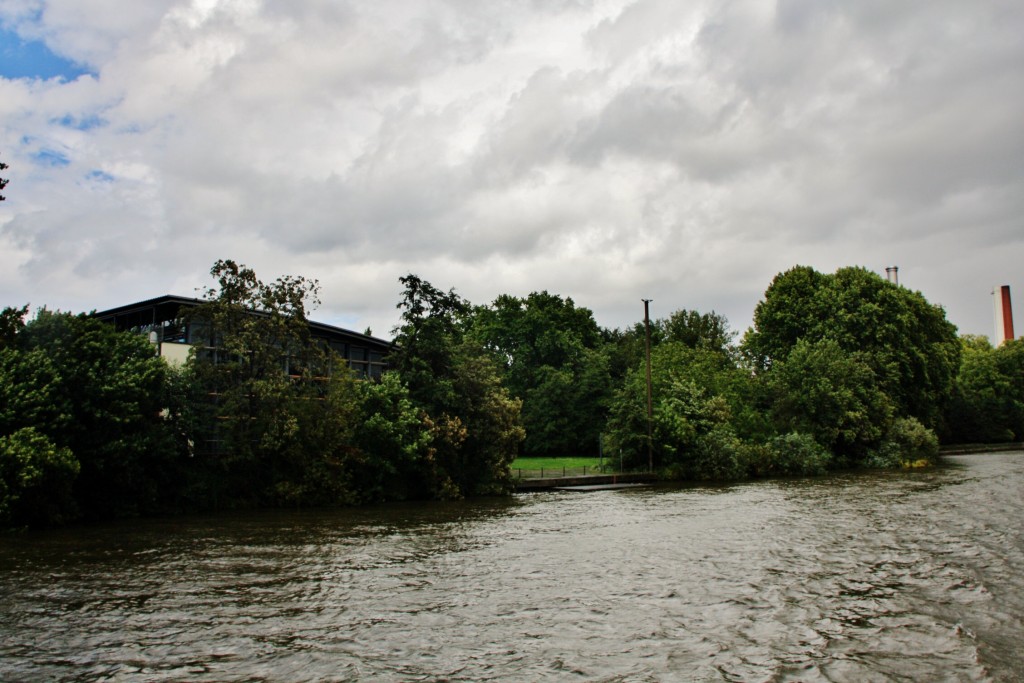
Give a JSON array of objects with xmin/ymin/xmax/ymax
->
[{"xmin": 993, "ymin": 285, "xmax": 1015, "ymax": 345}]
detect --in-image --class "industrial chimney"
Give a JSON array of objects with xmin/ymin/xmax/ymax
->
[
  {"xmin": 993, "ymin": 285, "xmax": 1015, "ymax": 345},
  {"xmin": 885, "ymin": 266, "xmax": 899, "ymax": 285}
]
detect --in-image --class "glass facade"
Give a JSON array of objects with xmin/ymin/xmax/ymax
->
[{"xmin": 94, "ymin": 295, "xmax": 392, "ymax": 380}]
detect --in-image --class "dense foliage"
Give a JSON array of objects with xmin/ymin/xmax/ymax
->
[
  {"xmin": 179, "ymin": 264, "xmax": 524, "ymax": 509},
  {"xmin": 390, "ymin": 274, "xmax": 525, "ymax": 498},
  {"xmin": 942, "ymin": 336, "xmax": 1024, "ymax": 443},
  {"xmin": 470, "ymin": 292, "xmax": 611, "ymax": 457},
  {"xmin": 1, "ymin": 307, "xmax": 175, "ymax": 525},
  {"xmin": 0, "ymin": 263, "xmax": 523, "ymax": 528},
  {"xmin": 605, "ymin": 266, "xmax": 960, "ymax": 479},
  {"xmin": 2, "ymin": 260, "xmax": 1017, "ymax": 529},
  {"xmin": 744, "ymin": 266, "xmax": 961, "ymax": 429},
  {"xmin": 182, "ymin": 259, "xmax": 358, "ymax": 507}
]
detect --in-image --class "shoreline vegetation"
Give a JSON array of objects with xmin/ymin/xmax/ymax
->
[
  {"xmin": 3, "ymin": 261, "xmax": 1023, "ymax": 530},
  {"xmin": 514, "ymin": 444, "xmax": 1024, "ymax": 483},
  {"xmin": 939, "ymin": 442, "xmax": 1024, "ymax": 455}
]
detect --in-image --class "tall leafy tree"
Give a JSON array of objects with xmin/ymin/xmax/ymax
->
[
  {"xmin": 768, "ymin": 338, "xmax": 893, "ymax": 465},
  {"xmin": 606, "ymin": 342, "xmax": 739, "ymax": 474},
  {"xmin": 442, "ymin": 344, "xmax": 525, "ymax": 496},
  {"xmin": 389, "ymin": 274, "xmax": 472, "ymax": 414},
  {"xmin": 7, "ymin": 309, "xmax": 175, "ymax": 519},
  {"xmin": 944, "ymin": 336, "xmax": 1024, "ymax": 443},
  {"xmin": 0, "ymin": 334, "xmax": 80, "ymax": 526},
  {"xmin": 471, "ymin": 292, "xmax": 611, "ymax": 456},
  {"xmin": 186, "ymin": 260, "xmax": 361, "ymax": 507},
  {"xmin": 743, "ymin": 265, "xmax": 960, "ymax": 428},
  {"xmin": 993, "ymin": 339, "xmax": 1024, "ymax": 440},
  {"xmin": 348, "ymin": 372, "xmax": 433, "ymax": 502},
  {"xmin": 664, "ymin": 309, "xmax": 735, "ymax": 355},
  {"xmin": 0, "ymin": 428, "xmax": 79, "ymax": 528},
  {"xmin": 0, "ymin": 305, "xmax": 27, "ymax": 347},
  {"xmin": 516, "ymin": 348, "xmax": 611, "ymax": 456},
  {"xmin": 742, "ymin": 265, "xmax": 829, "ymax": 369},
  {"xmin": 606, "ymin": 308, "xmax": 735, "ymax": 382},
  {"xmin": 391, "ymin": 275, "xmax": 524, "ymax": 497}
]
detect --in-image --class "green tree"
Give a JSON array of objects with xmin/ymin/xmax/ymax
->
[
  {"xmin": 389, "ymin": 274, "xmax": 472, "ymax": 413},
  {"xmin": 391, "ymin": 275, "xmax": 524, "ymax": 497},
  {"xmin": 8, "ymin": 309, "xmax": 175, "ymax": 518},
  {"xmin": 664, "ymin": 309, "xmax": 735, "ymax": 355},
  {"xmin": 0, "ymin": 305, "xmax": 27, "ymax": 348},
  {"xmin": 1, "ymin": 307, "xmax": 79, "ymax": 527},
  {"xmin": 471, "ymin": 292, "xmax": 611, "ymax": 456},
  {"xmin": 349, "ymin": 372, "xmax": 433, "ymax": 502},
  {"xmin": 606, "ymin": 342, "xmax": 736, "ymax": 474},
  {"xmin": 186, "ymin": 259, "xmax": 362, "ymax": 507},
  {"xmin": 944, "ymin": 336, "xmax": 1009, "ymax": 443},
  {"xmin": 993, "ymin": 339, "xmax": 1024, "ymax": 440},
  {"xmin": 0, "ymin": 427, "xmax": 79, "ymax": 527},
  {"xmin": 742, "ymin": 265, "xmax": 829, "ymax": 369},
  {"xmin": 944, "ymin": 336, "xmax": 1024, "ymax": 443},
  {"xmin": 768, "ymin": 338, "xmax": 894, "ymax": 465},
  {"xmin": 442, "ymin": 344, "xmax": 524, "ymax": 496},
  {"xmin": 744, "ymin": 265, "xmax": 960, "ymax": 428},
  {"xmin": 0, "ymin": 347, "xmax": 68, "ymax": 438},
  {"xmin": 605, "ymin": 308, "xmax": 735, "ymax": 383},
  {"xmin": 516, "ymin": 347, "xmax": 611, "ymax": 456}
]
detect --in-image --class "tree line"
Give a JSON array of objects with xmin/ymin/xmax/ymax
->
[{"xmin": 2, "ymin": 261, "xmax": 1021, "ymax": 528}]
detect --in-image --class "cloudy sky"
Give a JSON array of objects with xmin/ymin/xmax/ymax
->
[{"xmin": 1, "ymin": 0, "xmax": 1022, "ymax": 341}]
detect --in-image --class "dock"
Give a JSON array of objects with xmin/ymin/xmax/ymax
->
[
  {"xmin": 513, "ymin": 473, "xmax": 658, "ymax": 492},
  {"xmin": 555, "ymin": 482, "xmax": 650, "ymax": 492}
]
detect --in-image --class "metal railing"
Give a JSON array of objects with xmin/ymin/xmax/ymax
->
[{"xmin": 513, "ymin": 465, "xmax": 617, "ymax": 480}]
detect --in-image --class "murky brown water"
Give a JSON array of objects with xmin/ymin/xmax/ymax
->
[{"xmin": 1, "ymin": 452, "xmax": 1022, "ymax": 682}]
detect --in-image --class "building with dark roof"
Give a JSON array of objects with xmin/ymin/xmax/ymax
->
[{"xmin": 93, "ymin": 294, "xmax": 392, "ymax": 379}]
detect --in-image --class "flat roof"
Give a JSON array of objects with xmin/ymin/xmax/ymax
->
[{"xmin": 92, "ymin": 294, "xmax": 394, "ymax": 349}]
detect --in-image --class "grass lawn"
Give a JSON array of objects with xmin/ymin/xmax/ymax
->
[{"xmin": 510, "ymin": 456, "xmax": 608, "ymax": 470}]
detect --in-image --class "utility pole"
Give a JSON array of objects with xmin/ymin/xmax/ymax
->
[{"xmin": 643, "ymin": 299, "xmax": 653, "ymax": 473}]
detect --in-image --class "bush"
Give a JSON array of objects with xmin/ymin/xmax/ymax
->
[
  {"xmin": 766, "ymin": 432, "xmax": 832, "ymax": 476},
  {"xmin": 689, "ymin": 427, "xmax": 747, "ymax": 481},
  {"xmin": 0, "ymin": 427, "xmax": 80, "ymax": 527},
  {"xmin": 351, "ymin": 372, "xmax": 433, "ymax": 502},
  {"xmin": 866, "ymin": 417, "xmax": 939, "ymax": 468},
  {"xmin": 863, "ymin": 441, "xmax": 902, "ymax": 469}
]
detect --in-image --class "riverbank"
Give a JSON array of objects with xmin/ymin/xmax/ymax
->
[
  {"xmin": 513, "ymin": 472, "xmax": 657, "ymax": 491},
  {"xmin": 940, "ymin": 442, "xmax": 1024, "ymax": 455}
]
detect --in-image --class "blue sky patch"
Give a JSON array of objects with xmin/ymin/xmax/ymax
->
[
  {"xmin": 0, "ymin": 27, "xmax": 94, "ymax": 81},
  {"xmin": 86, "ymin": 169, "xmax": 115, "ymax": 183},
  {"xmin": 33, "ymin": 149, "xmax": 70, "ymax": 167},
  {"xmin": 54, "ymin": 113, "xmax": 108, "ymax": 130}
]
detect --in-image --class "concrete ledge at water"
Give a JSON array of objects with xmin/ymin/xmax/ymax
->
[
  {"xmin": 940, "ymin": 442, "xmax": 1024, "ymax": 455},
  {"xmin": 514, "ymin": 473, "xmax": 658, "ymax": 492}
]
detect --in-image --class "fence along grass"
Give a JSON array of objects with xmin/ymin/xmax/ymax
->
[{"xmin": 510, "ymin": 457, "xmax": 618, "ymax": 479}]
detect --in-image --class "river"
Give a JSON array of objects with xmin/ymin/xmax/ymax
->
[{"xmin": 1, "ymin": 452, "xmax": 1022, "ymax": 682}]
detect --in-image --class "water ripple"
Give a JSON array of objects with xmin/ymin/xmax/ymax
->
[{"xmin": 1, "ymin": 454, "xmax": 1022, "ymax": 681}]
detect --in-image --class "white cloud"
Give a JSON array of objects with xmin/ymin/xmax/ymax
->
[{"xmin": 1, "ymin": 0, "xmax": 1023, "ymax": 340}]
